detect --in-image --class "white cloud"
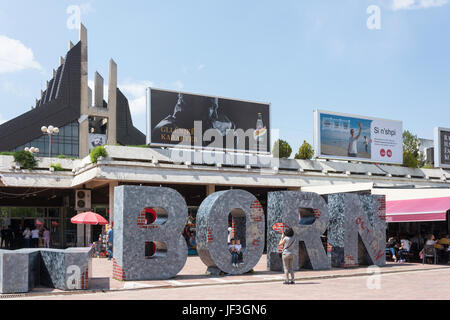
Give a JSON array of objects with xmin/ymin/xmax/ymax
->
[
  {"xmin": 197, "ymin": 64, "xmax": 205, "ymax": 71},
  {"xmin": 0, "ymin": 35, "xmax": 42, "ymax": 74},
  {"xmin": 392, "ymin": 0, "xmax": 449, "ymax": 10},
  {"xmin": 171, "ymin": 80, "xmax": 184, "ymax": 91},
  {"xmin": 0, "ymin": 80, "xmax": 30, "ymax": 97},
  {"xmin": 80, "ymin": 2, "xmax": 95, "ymax": 15}
]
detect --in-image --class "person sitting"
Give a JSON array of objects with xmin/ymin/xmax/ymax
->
[
  {"xmin": 397, "ymin": 236, "xmax": 411, "ymax": 263},
  {"xmin": 235, "ymin": 239, "xmax": 243, "ymax": 265},
  {"xmin": 228, "ymin": 239, "xmax": 239, "ymax": 268},
  {"xmin": 386, "ymin": 236, "xmax": 399, "ymax": 262},
  {"xmin": 434, "ymin": 234, "xmax": 450, "ymax": 264}
]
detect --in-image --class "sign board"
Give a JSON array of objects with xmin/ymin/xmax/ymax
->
[
  {"xmin": 313, "ymin": 110, "xmax": 403, "ymax": 164},
  {"xmin": 434, "ymin": 127, "xmax": 450, "ymax": 168},
  {"xmin": 146, "ymin": 88, "xmax": 271, "ymax": 153},
  {"xmin": 89, "ymin": 133, "xmax": 106, "ymax": 152}
]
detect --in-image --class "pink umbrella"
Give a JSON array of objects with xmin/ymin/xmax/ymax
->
[
  {"xmin": 71, "ymin": 211, "xmax": 108, "ymax": 225},
  {"xmin": 71, "ymin": 211, "xmax": 108, "ymax": 247}
]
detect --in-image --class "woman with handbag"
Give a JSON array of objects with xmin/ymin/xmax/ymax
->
[{"xmin": 278, "ymin": 227, "xmax": 296, "ymax": 285}]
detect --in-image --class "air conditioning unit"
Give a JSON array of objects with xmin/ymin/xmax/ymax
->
[{"xmin": 75, "ymin": 189, "xmax": 91, "ymax": 211}]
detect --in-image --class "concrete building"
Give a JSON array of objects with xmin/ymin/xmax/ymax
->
[{"xmin": 0, "ymin": 25, "xmax": 449, "ymax": 250}]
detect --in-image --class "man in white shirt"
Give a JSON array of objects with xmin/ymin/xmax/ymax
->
[
  {"xmin": 348, "ymin": 122, "xmax": 362, "ymax": 157},
  {"xmin": 31, "ymin": 227, "xmax": 40, "ymax": 248}
]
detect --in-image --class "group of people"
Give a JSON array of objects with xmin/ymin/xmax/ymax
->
[
  {"xmin": 386, "ymin": 233, "xmax": 450, "ymax": 264},
  {"xmin": 228, "ymin": 238, "xmax": 243, "ymax": 268},
  {"xmin": 0, "ymin": 225, "xmax": 50, "ymax": 249}
]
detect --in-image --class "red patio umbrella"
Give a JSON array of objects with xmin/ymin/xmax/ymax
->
[
  {"xmin": 71, "ymin": 211, "xmax": 108, "ymax": 247},
  {"xmin": 71, "ymin": 211, "xmax": 109, "ymax": 225}
]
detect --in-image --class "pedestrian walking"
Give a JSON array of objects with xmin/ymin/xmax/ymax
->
[
  {"xmin": 31, "ymin": 226, "xmax": 40, "ymax": 248},
  {"xmin": 23, "ymin": 227, "xmax": 32, "ymax": 248},
  {"xmin": 279, "ymin": 227, "xmax": 296, "ymax": 285},
  {"xmin": 43, "ymin": 227, "xmax": 50, "ymax": 248}
]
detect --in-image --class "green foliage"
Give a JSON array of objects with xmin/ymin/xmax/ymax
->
[
  {"xmin": 295, "ymin": 140, "xmax": 315, "ymax": 160},
  {"xmin": 57, "ymin": 154, "xmax": 76, "ymax": 160},
  {"xmin": 272, "ymin": 139, "xmax": 292, "ymax": 159},
  {"xmin": 0, "ymin": 151, "xmax": 15, "ymax": 156},
  {"xmin": 421, "ymin": 163, "xmax": 434, "ymax": 169},
  {"xmin": 402, "ymin": 130, "xmax": 425, "ymax": 168},
  {"xmin": 13, "ymin": 151, "xmax": 37, "ymax": 169},
  {"xmin": 50, "ymin": 163, "xmax": 64, "ymax": 171},
  {"xmin": 90, "ymin": 146, "xmax": 108, "ymax": 163},
  {"xmin": 127, "ymin": 145, "xmax": 148, "ymax": 148}
]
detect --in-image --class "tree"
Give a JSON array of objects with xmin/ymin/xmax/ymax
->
[
  {"xmin": 402, "ymin": 130, "xmax": 425, "ymax": 168},
  {"xmin": 272, "ymin": 139, "xmax": 292, "ymax": 159},
  {"xmin": 295, "ymin": 140, "xmax": 315, "ymax": 160}
]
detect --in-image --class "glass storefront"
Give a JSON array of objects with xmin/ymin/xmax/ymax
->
[
  {"xmin": 0, "ymin": 207, "xmax": 63, "ymax": 248},
  {"xmin": 13, "ymin": 121, "xmax": 79, "ymax": 158}
]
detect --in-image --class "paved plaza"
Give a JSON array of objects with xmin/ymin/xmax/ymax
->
[{"xmin": 2, "ymin": 255, "xmax": 450, "ymax": 300}]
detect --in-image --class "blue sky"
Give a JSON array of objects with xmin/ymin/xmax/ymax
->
[{"xmin": 0, "ymin": 0, "xmax": 449, "ymax": 155}]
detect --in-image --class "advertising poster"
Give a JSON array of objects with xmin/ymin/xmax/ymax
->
[
  {"xmin": 434, "ymin": 127, "xmax": 450, "ymax": 168},
  {"xmin": 314, "ymin": 110, "xmax": 403, "ymax": 164},
  {"xmin": 146, "ymin": 88, "xmax": 270, "ymax": 153},
  {"xmin": 89, "ymin": 133, "xmax": 106, "ymax": 152}
]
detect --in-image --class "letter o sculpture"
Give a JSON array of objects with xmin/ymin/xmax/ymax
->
[{"xmin": 196, "ymin": 190, "xmax": 265, "ymax": 275}]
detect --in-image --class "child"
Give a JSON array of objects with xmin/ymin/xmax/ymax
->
[
  {"xmin": 229, "ymin": 239, "xmax": 239, "ymax": 267},
  {"xmin": 235, "ymin": 239, "xmax": 243, "ymax": 265}
]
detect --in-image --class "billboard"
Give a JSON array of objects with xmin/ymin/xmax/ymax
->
[
  {"xmin": 89, "ymin": 133, "xmax": 106, "ymax": 152},
  {"xmin": 434, "ymin": 127, "xmax": 450, "ymax": 168},
  {"xmin": 314, "ymin": 110, "xmax": 403, "ymax": 164},
  {"xmin": 146, "ymin": 88, "xmax": 270, "ymax": 153}
]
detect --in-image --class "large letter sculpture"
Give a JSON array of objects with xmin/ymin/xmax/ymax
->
[
  {"xmin": 196, "ymin": 189, "xmax": 265, "ymax": 275},
  {"xmin": 267, "ymin": 191, "xmax": 330, "ymax": 271},
  {"xmin": 113, "ymin": 185, "xmax": 188, "ymax": 280},
  {"xmin": 328, "ymin": 194, "xmax": 386, "ymax": 267}
]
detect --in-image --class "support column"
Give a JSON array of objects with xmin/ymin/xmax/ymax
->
[
  {"xmin": 107, "ymin": 59, "xmax": 117, "ymax": 145},
  {"xmin": 109, "ymin": 181, "xmax": 119, "ymax": 224},
  {"xmin": 206, "ymin": 184, "xmax": 215, "ymax": 196},
  {"xmin": 94, "ymin": 71, "xmax": 104, "ymax": 108},
  {"xmin": 79, "ymin": 23, "xmax": 90, "ymax": 158}
]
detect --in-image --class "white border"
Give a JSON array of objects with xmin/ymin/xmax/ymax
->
[
  {"xmin": 313, "ymin": 109, "xmax": 403, "ymax": 164},
  {"xmin": 146, "ymin": 87, "xmax": 271, "ymax": 155},
  {"xmin": 434, "ymin": 127, "xmax": 450, "ymax": 169}
]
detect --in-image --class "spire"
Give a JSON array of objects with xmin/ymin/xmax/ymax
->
[
  {"xmin": 94, "ymin": 71, "xmax": 104, "ymax": 108},
  {"xmin": 68, "ymin": 41, "xmax": 74, "ymax": 50}
]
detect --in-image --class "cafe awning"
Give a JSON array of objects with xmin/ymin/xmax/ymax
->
[{"xmin": 386, "ymin": 197, "xmax": 450, "ymax": 223}]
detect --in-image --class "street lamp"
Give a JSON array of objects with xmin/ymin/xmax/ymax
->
[
  {"xmin": 24, "ymin": 147, "xmax": 40, "ymax": 154},
  {"xmin": 41, "ymin": 125, "xmax": 59, "ymax": 157}
]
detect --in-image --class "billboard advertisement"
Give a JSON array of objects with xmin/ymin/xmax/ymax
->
[
  {"xmin": 434, "ymin": 127, "xmax": 450, "ymax": 168},
  {"xmin": 146, "ymin": 88, "xmax": 270, "ymax": 153},
  {"xmin": 314, "ymin": 110, "xmax": 403, "ymax": 164},
  {"xmin": 89, "ymin": 133, "xmax": 106, "ymax": 152}
]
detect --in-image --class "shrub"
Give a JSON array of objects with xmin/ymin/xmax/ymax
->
[
  {"xmin": 90, "ymin": 146, "xmax": 108, "ymax": 163},
  {"xmin": 13, "ymin": 151, "xmax": 38, "ymax": 169},
  {"xmin": 295, "ymin": 141, "xmax": 315, "ymax": 160},
  {"xmin": 50, "ymin": 163, "xmax": 64, "ymax": 171},
  {"xmin": 0, "ymin": 151, "xmax": 15, "ymax": 156},
  {"xmin": 272, "ymin": 139, "xmax": 292, "ymax": 159}
]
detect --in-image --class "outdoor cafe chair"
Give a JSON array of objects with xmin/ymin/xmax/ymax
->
[{"xmin": 422, "ymin": 245, "xmax": 437, "ymax": 265}]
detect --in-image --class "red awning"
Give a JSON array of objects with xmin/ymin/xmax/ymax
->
[{"xmin": 386, "ymin": 197, "xmax": 450, "ymax": 223}]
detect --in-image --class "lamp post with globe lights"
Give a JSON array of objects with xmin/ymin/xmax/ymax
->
[
  {"xmin": 24, "ymin": 147, "xmax": 40, "ymax": 155},
  {"xmin": 41, "ymin": 125, "xmax": 59, "ymax": 157}
]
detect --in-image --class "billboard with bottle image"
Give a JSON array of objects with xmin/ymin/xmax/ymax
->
[
  {"xmin": 313, "ymin": 110, "xmax": 403, "ymax": 164},
  {"xmin": 146, "ymin": 88, "xmax": 270, "ymax": 153}
]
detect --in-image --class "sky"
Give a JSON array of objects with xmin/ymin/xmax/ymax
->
[{"xmin": 0, "ymin": 0, "xmax": 449, "ymax": 155}]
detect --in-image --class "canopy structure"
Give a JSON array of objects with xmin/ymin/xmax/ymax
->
[{"xmin": 386, "ymin": 197, "xmax": 450, "ymax": 223}]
